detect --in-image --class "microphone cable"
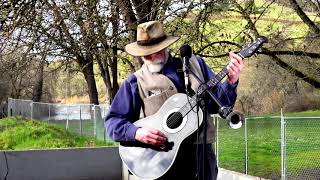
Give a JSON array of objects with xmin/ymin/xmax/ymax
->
[
  {"xmin": 195, "ymin": 82, "xmax": 207, "ymax": 180},
  {"xmin": 2, "ymin": 151, "xmax": 9, "ymax": 180}
]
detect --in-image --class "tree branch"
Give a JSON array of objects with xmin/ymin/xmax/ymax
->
[{"xmin": 288, "ymin": 0, "xmax": 320, "ymax": 35}]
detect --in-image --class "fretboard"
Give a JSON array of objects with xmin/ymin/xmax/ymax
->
[
  {"xmin": 177, "ymin": 51, "xmax": 245, "ymax": 117},
  {"xmin": 207, "ymin": 67, "xmax": 228, "ymax": 89}
]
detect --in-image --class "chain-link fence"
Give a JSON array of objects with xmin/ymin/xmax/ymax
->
[
  {"xmin": 285, "ymin": 117, "xmax": 320, "ymax": 180},
  {"xmin": 7, "ymin": 98, "xmax": 110, "ymax": 141},
  {"xmin": 215, "ymin": 114, "xmax": 320, "ymax": 180},
  {"xmin": 6, "ymin": 98, "xmax": 320, "ymax": 179},
  {"xmin": 7, "ymin": 99, "xmax": 33, "ymax": 118}
]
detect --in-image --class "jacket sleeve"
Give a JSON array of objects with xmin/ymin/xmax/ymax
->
[
  {"xmin": 104, "ymin": 75, "xmax": 142, "ymax": 142},
  {"xmin": 196, "ymin": 56, "xmax": 238, "ymax": 114}
]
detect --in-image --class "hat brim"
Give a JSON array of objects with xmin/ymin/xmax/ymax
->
[{"xmin": 125, "ymin": 36, "xmax": 180, "ymax": 57}]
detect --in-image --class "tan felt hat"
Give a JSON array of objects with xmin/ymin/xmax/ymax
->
[{"xmin": 125, "ymin": 21, "xmax": 180, "ymax": 56}]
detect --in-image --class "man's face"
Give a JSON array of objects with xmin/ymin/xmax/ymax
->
[{"xmin": 141, "ymin": 49, "xmax": 167, "ymax": 73}]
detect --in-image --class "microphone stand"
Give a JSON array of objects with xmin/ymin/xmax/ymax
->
[
  {"xmin": 202, "ymin": 92, "xmax": 208, "ymax": 180},
  {"xmin": 183, "ymin": 60, "xmax": 205, "ymax": 180},
  {"xmin": 183, "ymin": 59, "xmax": 207, "ymax": 180},
  {"xmin": 184, "ymin": 63, "xmax": 232, "ymax": 180},
  {"xmin": 180, "ymin": 36, "xmax": 267, "ymax": 180}
]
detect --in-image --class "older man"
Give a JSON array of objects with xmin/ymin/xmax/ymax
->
[{"xmin": 105, "ymin": 21, "xmax": 244, "ymax": 180}]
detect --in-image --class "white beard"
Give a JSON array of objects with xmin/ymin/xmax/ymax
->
[
  {"xmin": 146, "ymin": 63, "xmax": 165, "ymax": 73},
  {"xmin": 142, "ymin": 49, "xmax": 169, "ymax": 73}
]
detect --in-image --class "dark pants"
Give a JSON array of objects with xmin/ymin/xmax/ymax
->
[{"xmin": 157, "ymin": 142, "xmax": 218, "ymax": 180}]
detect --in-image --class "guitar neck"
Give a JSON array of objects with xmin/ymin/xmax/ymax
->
[
  {"xmin": 178, "ymin": 52, "xmax": 245, "ymax": 117},
  {"xmin": 176, "ymin": 36, "xmax": 268, "ymax": 117},
  {"xmin": 206, "ymin": 51, "xmax": 245, "ymax": 89}
]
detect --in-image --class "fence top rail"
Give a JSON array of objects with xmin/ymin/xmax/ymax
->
[
  {"xmin": 31, "ymin": 102, "xmax": 95, "ymax": 106},
  {"xmin": 9, "ymin": 98, "xmax": 109, "ymax": 107},
  {"xmin": 9, "ymin": 99, "xmax": 33, "ymax": 102},
  {"xmin": 283, "ymin": 116, "xmax": 320, "ymax": 119},
  {"xmin": 246, "ymin": 116, "xmax": 281, "ymax": 120},
  {"xmin": 245, "ymin": 116, "xmax": 320, "ymax": 120}
]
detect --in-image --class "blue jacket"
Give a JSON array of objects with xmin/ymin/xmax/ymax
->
[{"xmin": 105, "ymin": 56, "xmax": 238, "ymax": 142}]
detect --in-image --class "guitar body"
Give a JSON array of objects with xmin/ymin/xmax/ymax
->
[{"xmin": 119, "ymin": 93, "xmax": 203, "ymax": 179}]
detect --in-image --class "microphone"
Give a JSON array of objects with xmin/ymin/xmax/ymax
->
[{"xmin": 180, "ymin": 45, "xmax": 192, "ymax": 89}]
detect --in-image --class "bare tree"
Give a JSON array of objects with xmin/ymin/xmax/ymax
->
[{"xmin": 1, "ymin": 0, "xmax": 319, "ymax": 111}]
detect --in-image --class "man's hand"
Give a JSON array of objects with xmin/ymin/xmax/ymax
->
[
  {"xmin": 135, "ymin": 127, "xmax": 167, "ymax": 146},
  {"xmin": 227, "ymin": 52, "xmax": 244, "ymax": 84}
]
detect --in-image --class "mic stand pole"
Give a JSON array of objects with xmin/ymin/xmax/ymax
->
[
  {"xmin": 183, "ymin": 60, "xmax": 207, "ymax": 180},
  {"xmin": 202, "ymin": 92, "xmax": 207, "ymax": 180},
  {"xmin": 184, "ymin": 65, "xmax": 229, "ymax": 180}
]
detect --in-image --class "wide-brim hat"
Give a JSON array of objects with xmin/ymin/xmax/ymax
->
[{"xmin": 125, "ymin": 21, "xmax": 180, "ymax": 57}]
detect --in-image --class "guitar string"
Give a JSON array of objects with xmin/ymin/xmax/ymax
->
[
  {"xmin": 166, "ymin": 70, "xmax": 223, "ymax": 127},
  {"xmin": 166, "ymin": 85, "xmax": 207, "ymax": 128},
  {"xmin": 166, "ymin": 64, "xmax": 224, "ymax": 127},
  {"xmin": 166, "ymin": 96, "xmax": 195, "ymax": 127},
  {"xmin": 166, "ymin": 98, "xmax": 197, "ymax": 128},
  {"xmin": 166, "ymin": 87, "xmax": 203, "ymax": 127}
]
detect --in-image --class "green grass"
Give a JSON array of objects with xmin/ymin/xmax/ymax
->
[
  {"xmin": 217, "ymin": 110, "xmax": 320, "ymax": 179},
  {"xmin": 283, "ymin": 109, "xmax": 320, "ymax": 117},
  {"xmin": 0, "ymin": 116, "xmax": 114, "ymax": 150},
  {"xmin": 252, "ymin": 109, "xmax": 320, "ymax": 117}
]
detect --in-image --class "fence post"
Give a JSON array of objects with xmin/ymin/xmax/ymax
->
[
  {"xmin": 281, "ymin": 109, "xmax": 286, "ymax": 180},
  {"xmin": 93, "ymin": 105, "xmax": 97, "ymax": 138},
  {"xmin": 80, "ymin": 105, "xmax": 82, "ymax": 135},
  {"xmin": 215, "ymin": 115, "xmax": 219, "ymax": 167},
  {"xmin": 66, "ymin": 105, "xmax": 69, "ymax": 130},
  {"xmin": 30, "ymin": 102, "xmax": 33, "ymax": 119},
  {"xmin": 8, "ymin": 98, "xmax": 12, "ymax": 117},
  {"xmin": 103, "ymin": 106, "xmax": 106, "ymax": 142},
  {"xmin": 245, "ymin": 117, "xmax": 248, "ymax": 175},
  {"xmin": 48, "ymin": 104, "xmax": 51, "ymax": 123}
]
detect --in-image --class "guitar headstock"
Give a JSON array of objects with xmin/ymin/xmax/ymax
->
[{"xmin": 238, "ymin": 36, "xmax": 268, "ymax": 58}]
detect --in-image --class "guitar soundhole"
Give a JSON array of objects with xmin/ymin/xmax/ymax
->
[{"xmin": 166, "ymin": 112, "xmax": 183, "ymax": 129}]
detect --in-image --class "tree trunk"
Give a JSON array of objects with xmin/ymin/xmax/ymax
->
[
  {"xmin": 117, "ymin": 0, "xmax": 143, "ymax": 69},
  {"xmin": 80, "ymin": 60, "xmax": 99, "ymax": 105},
  {"xmin": 110, "ymin": 46, "xmax": 119, "ymax": 104},
  {"xmin": 32, "ymin": 60, "xmax": 44, "ymax": 102}
]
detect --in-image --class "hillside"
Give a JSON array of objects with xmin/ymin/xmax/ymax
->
[{"xmin": 0, "ymin": 117, "xmax": 113, "ymax": 150}]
